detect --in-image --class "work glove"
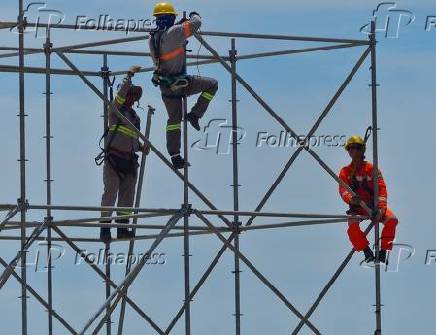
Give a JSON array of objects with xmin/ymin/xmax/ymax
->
[
  {"xmin": 176, "ymin": 17, "xmax": 189, "ymax": 24},
  {"xmin": 189, "ymin": 11, "xmax": 201, "ymax": 19},
  {"xmin": 142, "ymin": 142, "xmax": 151, "ymax": 155},
  {"xmin": 128, "ymin": 65, "xmax": 142, "ymax": 76}
]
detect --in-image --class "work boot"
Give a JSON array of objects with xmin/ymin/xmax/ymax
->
[
  {"xmin": 100, "ymin": 228, "xmax": 112, "ymax": 243},
  {"xmin": 378, "ymin": 249, "xmax": 388, "ymax": 265},
  {"xmin": 171, "ymin": 154, "xmax": 185, "ymax": 170},
  {"xmin": 186, "ymin": 112, "xmax": 201, "ymax": 131},
  {"xmin": 363, "ymin": 247, "xmax": 375, "ymax": 263},
  {"xmin": 117, "ymin": 228, "xmax": 135, "ymax": 240}
]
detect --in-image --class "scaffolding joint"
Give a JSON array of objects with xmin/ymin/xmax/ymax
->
[
  {"xmin": 181, "ymin": 203, "xmax": 193, "ymax": 216},
  {"xmin": 232, "ymin": 221, "xmax": 242, "ymax": 234},
  {"xmin": 17, "ymin": 198, "xmax": 29, "ymax": 212},
  {"xmin": 100, "ymin": 65, "xmax": 111, "ymax": 80},
  {"xmin": 43, "ymin": 42, "xmax": 53, "ymax": 55}
]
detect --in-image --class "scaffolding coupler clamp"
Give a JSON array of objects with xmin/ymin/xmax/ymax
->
[
  {"xmin": 43, "ymin": 41, "xmax": 53, "ymax": 55},
  {"xmin": 17, "ymin": 198, "xmax": 29, "ymax": 213},
  {"xmin": 233, "ymin": 221, "xmax": 242, "ymax": 234},
  {"xmin": 100, "ymin": 65, "xmax": 111, "ymax": 80},
  {"xmin": 181, "ymin": 203, "xmax": 193, "ymax": 216}
]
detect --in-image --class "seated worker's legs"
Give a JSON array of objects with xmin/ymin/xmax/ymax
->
[
  {"xmin": 185, "ymin": 76, "xmax": 218, "ymax": 130},
  {"xmin": 117, "ymin": 171, "xmax": 138, "ymax": 239},
  {"xmin": 347, "ymin": 219, "xmax": 370, "ymax": 251},
  {"xmin": 380, "ymin": 208, "xmax": 398, "ymax": 251},
  {"xmin": 100, "ymin": 162, "xmax": 120, "ymax": 241},
  {"xmin": 347, "ymin": 217, "xmax": 375, "ymax": 263}
]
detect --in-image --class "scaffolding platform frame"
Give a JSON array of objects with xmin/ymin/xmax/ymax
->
[{"xmin": 0, "ymin": 4, "xmax": 385, "ymax": 335}]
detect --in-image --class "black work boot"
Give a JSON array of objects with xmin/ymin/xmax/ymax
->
[
  {"xmin": 363, "ymin": 247, "xmax": 375, "ymax": 263},
  {"xmin": 378, "ymin": 249, "xmax": 388, "ymax": 265},
  {"xmin": 171, "ymin": 154, "xmax": 185, "ymax": 170},
  {"xmin": 117, "ymin": 219, "xmax": 135, "ymax": 240},
  {"xmin": 186, "ymin": 112, "xmax": 201, "ymax": 131},
  {"xmin": 117, "ymin": 228, "xmax": 135, "ymax": 240},
  {"xmin": 100, "ymin": 228, "xmax": 112, "ymax": 243}
]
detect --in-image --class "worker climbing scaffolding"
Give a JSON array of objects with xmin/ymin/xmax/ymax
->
[
  {"xmin": 149, "ymin": 2, "xmax": 219, "ymax": 169},
  {"xmin": 339, "ymin": 133, "xmax": 399, "ymax": 264},
  {"xmin": 97, "ymin": 65, "xmax": 150, "ymax": 242}
]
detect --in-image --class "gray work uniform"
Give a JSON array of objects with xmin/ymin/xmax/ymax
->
[
  {"xmin": 149, "ymin": 14, "xmax": 219, "ymax": 156},
  {"xmin": 100, "ymin": 74, "xmax": 141, "ymax": 221}
]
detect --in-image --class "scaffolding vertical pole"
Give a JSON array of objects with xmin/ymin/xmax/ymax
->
[
  {"xmin": 44, "ymin": 27, "xmax": 54, "ymax": 335},
  {"xmin": 18, "ymin": 0, "xmax": 28, "ymax": 333},
  {"xmin": 369, "ymin": 20, "xmax": 382, "ymax": 335},
  {"xmin": 102, "ymin": 54, "xmax": 112, "ymax": 335},
  {"xmin": 182, "ymin": 11, "xmax": 191, "ymax": 335},
  {"xmin": 117, "ymin": 106, "xmax": 155, "ymax": 335},
  {"xmin": 229, "ymin": 38, "xmax": 241, "ymax": 335}
]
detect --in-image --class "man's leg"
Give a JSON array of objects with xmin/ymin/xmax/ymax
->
[
  {"xmin": 161, "ymin": 90, "xmax": 184, "ymax": 168},
  {"xmin": 380, "ymin": 208, "xmax": 398, "ymax": 251},
  {"xmin": 185, "ymin": 76, "xmax": 218, "ymax": 129},
  {"xmin": 116, "ymin": 170, "xmax": 138, "ymax": 239},
  {"xmin": 100, "ymin": 162, "xmax": 120, "ymax": 241},
  {"xmin": 347, "ymin": 221, "xmax": 370, "ymax": 251}
]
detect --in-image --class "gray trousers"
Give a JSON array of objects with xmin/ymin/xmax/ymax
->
[
  {"xmin": 100, "ymin": 161, "xmax": 137, "ymax": 221},
  {"xmin": 161, "ymin": 75, "xmax": 218, "ymax": 155}
]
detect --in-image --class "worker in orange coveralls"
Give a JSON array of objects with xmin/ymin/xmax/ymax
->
[{"xmin": 338, "ymin": 135, "xmax": 398, "ymax": 264}]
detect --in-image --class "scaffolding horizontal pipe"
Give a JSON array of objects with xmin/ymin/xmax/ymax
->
[
  {"xmin": 196, "ymin": 209, "xmax": 367, "ymax": 219},
  {"xmin": 27, "ymin": 204, "xmax": 180, "ymax": 213},
  {"xmin": 2, "ymin": 221, "xmax": 225, "ymax": 231},
  {"xmin": 109, "ymin": 58, "xmax": 223, "ymax": 76},
  {"xmin": 0, "ymin": 218, "xmax": 351, "ymax": 243},
  {"xmin": 1, "ymin": 202, "xmax": 368, "ymax": 220},
  {"xmin": 4, "ymin": 217, "xmax": 353, "ymax": 232},
  {"xmin": 201, "ymin": 31, "xmax": 370, "ymax": 44},
  {"xmin": 0, "ymin": 46, "xmax": 223, "ymax": 60},
  {"xmin": 0, "ymin": 34, "xmax": 151, "ymax": 60},
  {"xmin": 236, "ymin": 43, "xmax": 362, "ymax": 61},
  {"xmin": 0, "ymin": 64, "xmax": 101, "ymax": 76},
  {"xmin": 0, "ymin": 21, "xmax": 370, "ymax": 44}
]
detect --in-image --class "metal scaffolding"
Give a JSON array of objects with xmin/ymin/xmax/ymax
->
[{"xmin": 0, "ymin": 3, "xmax": 385, "ymax": 334}]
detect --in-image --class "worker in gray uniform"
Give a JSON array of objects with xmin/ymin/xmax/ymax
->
[
  {"xmin": 149, "ymin": 2, "xmax": 218, "ymax": 169},
  {"xmin": 98, "ymin": 65, "xmax": 150, "ymax": 242}
]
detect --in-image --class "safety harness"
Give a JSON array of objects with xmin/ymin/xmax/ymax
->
[
  {"xmin": 94, "ymin": 77, "xmax": 141, "ymax": 179},
  {"xmin": 348, "ymin": 127, "xmax": 374, "ymax": 213},
  {"xmin": 150, "ymin": 28, "xmax": 190, "ymax": 91}
]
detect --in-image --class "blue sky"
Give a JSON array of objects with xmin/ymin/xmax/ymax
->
[{"xmin": 1, "ymin": 0, "xmax": 436, "ymax": 334}]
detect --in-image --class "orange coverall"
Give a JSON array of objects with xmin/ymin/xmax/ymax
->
[{"xmin": 339, "ymin": 161, "xmax": 398, "ymax": 251}]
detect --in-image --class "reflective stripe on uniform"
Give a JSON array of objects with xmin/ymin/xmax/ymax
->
[
  {"xmin": 160, "ymin": 47, "xmax": 184, "ymax": 61},
  {"xmin": 201, "ymin": 91, "xmax": 215, "ymax": 101},
  {"xmin": 183, "ymin": 21, "xmax": 192, "ymax": 38},
  {"xmin": 117, "ymin": 211, "xmax": 133, "ymax": 216},
  {"xmin": 115, "ymin": 94, "xmax": 126, "ymax": 105},
  {"xmin": 109, "ymin": 125, "xmax": 138, "ymax": 139},
  {"xmin": 166, "ymin": 123, "xmax": 181, "ymax": 132}
]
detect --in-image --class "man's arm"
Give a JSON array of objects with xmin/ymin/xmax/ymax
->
[
  {"xmin": 376, "ymin": 169, "xmax": 388, "ymax": 210},
  {"xmin": 168, "ymin": 12, "xmax": 202, "ymax": 40},
  {"xmin": 113, "ymin": 65, "xmax": 142, "ymax": 107},
  {"xmin": 339, "ymin": 169, "xmax": 353, "ymax": 204}
]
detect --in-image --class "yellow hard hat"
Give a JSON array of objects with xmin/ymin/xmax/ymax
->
[
  {"xmin": 153, "ymin": 2, "xmax": 177, "ymax": 16},
  {"xmin": 345, "ymin": 135, "xmax": 365, "ymax": 151}
]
